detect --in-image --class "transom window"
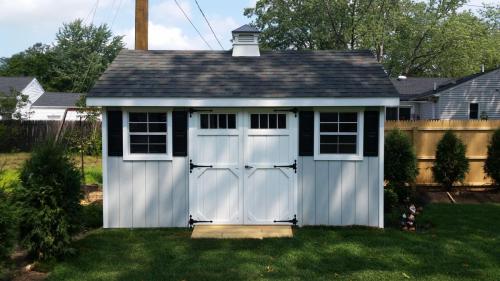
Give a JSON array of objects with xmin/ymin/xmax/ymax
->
[
  {"xmin": 200, "ymin": 113, "xmax": 236, "ymax": 129},
  {"xmin": 319, "ymin": 112, "xmax": 358, "ymax": 154},
  {"xmin": 128, "ymin": 112, "xmax": 167, "ymax": 154},
  {"xmin": 250, "ymin": 113, "xmax": 286, "ymax": 129}
]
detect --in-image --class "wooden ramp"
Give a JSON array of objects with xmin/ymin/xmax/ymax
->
[{"xmin": 191, "ymin": 225, "xmax": 293, "ymax": 239}]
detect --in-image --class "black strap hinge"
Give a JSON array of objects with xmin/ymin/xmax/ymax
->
[
  {"xmin": 274, "ymin": 108, "xmax": 298, "ymax": 117},
  {"xmin": 189, "ymin": 215, "xmax": 213, "ymax": 227},
  {"xmin": 189, "ymin": 108, "xmax": 213, "ymax": 117},
  {"xmin": 274, "ymin": 160, "xmax": 297, "ymax": 173},
  {"xmin": 274, "ymin": 214, "xmax": 298, "ymax": 226},
  {"xmin": 190, "ymin": 159, "xmax": 213, "ymax": 173}
]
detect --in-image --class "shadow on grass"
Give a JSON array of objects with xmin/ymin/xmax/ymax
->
[{"xmin": 46, "ymin": 204, "xmax": 500, "ymax": 281}]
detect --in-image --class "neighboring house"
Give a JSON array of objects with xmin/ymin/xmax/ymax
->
[
  {"xmin": 87, "ymin": 23, "xmax": 399, "ymax": 229},
  {"xmin": 388, "ymin": 68, "xmax": 500, "ymax": 120},
  {"xmin": 0, "ymin": 76, "xmax": 45, "ymax": 119},
  {"xmin": 30, "ymin": 92, "xmax": 84, "ymax": 121}
]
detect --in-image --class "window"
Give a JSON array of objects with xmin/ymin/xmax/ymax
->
[
  {"xmin": 469, "ymin": 103, "xmax": 479, "ymax": 119},
  {"xmin": 314, "ymin": 111, "xmax": 363, "ymax": 160},
  {"xmin": 386, "ymin": 107, "xmax": 398, "ymax": 121},
  {"xmin": 200, "ymin": 113, "xmax": 236, "ymax": 129},
  {"xmin": 124, "ymin": 111, "xmax": 172, "ymax": 160},
  {"xmin": 250, "ymin": 113, "xmax": 286, "ymax": 129},
  {"xmin": 386, "ymin": 107, "xmax": 412, "ymax": 120},
  {"xmin": 399, "ymin": 107, "xmax": 411, "ymax": 120}
]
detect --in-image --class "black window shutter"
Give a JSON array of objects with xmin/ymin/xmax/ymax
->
[
  {"xmin": 172, "ymin": 111, "xmax": 188, "ymax": 156},
  {"xmin": 363, "ymin": 111, "xmax": 379, "ymax": 157},
  {"xmin": 107, "ymin": 111, "xmax": 123, "ymax": 156},
  {"xmin": 299, "ymin": 111, "xmax": 314, "ymax": 156}
]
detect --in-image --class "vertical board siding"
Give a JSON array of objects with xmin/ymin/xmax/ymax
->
[
  {"xmin": 106, "ymin": 157, "xmax": 188, "ymax": 228},
  {"xmin": 298, "ymin": 156, "xmax": 381, "ymax": 227}
]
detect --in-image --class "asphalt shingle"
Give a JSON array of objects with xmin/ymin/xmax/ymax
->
[
  {"xmin": 32, "ymin": 92, "xmax": 83, "ymax": 107},
  {"xmin": 0, "ymin": 77, "xmax": 34, "ymax": 94},
  {"xmin": 88, "ymin": 50, "xmax": 399, "ymax": 99}
]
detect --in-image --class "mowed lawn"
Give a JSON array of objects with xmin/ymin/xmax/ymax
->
[{"xmin": 45, "ymin": 204, "xmax": 500, "ymax": 281}]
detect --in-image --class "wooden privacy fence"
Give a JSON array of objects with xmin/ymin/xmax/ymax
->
[
  {"xmin": 385, "ymin": 120, "xmax": 500, "ymax": 187},
  {"xmin": 0, "ymin": 120, "xmax": 101, "ymax": 152}
]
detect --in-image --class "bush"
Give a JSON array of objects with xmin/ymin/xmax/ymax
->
[
  {"xmin": 485, "ymin": 129, "xmax": 500, "ymax": 187},
  {"xmin": 0, "ymin": 189, "xmax": 16, "ymax": 266},
  {"xmin": 384, "ymin": 188, "xmax": 399, "ymax": 213},
  {"xmin": 385, "ymin": 130, "xmax": 419, "ymax": 186},
  {"xmin": 80, "ymin": 202, "xmax": 103, "ymax": 229},
  {"xmin": 432, "ymin": 131, "xmax": 469, "ymax": 191},
  {"xmin": 17, "ymin": 142, "xmax": 83, "ymax": 260}
]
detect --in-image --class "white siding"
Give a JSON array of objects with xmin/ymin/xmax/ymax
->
[
  {"xmin": 437, "ymin": 69, "xmax": 500, "ymax": 120},
  {"xmin": 298, "ymin": 157, "xmax": 382, "ymax": 227},
  {"xmin": 105, "ymin": 157, "xmax": 189, "ymax": 228},
  {"xmin": 17, "ymin": 78, "xmax": 44, "ymax": 119},
  {"xmin": 29, "ymin": 108, "xmax": 84, "ymax": 121}
]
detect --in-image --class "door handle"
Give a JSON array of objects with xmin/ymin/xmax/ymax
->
[{"xmin": 245, "ymin": 165, "xmax": 253, "ymax": 169}]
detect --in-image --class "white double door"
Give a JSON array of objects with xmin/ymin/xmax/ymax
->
[{"xmin": 189, "ymin": 109, "xmax": 297, "ymax": 224}]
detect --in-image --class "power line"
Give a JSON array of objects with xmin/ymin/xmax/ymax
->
[
  {"xmin": 194, "ymin": 0, "xmax": 225, "ymax": 50},
  {"xmin": 110, "ymin": 0, "xmax": 124, "ymax": 29},
  {"xmin": 174, "ymin": 0, "xmax": 213, "ymax": 50}
]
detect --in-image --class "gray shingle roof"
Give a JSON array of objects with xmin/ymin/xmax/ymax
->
[
  {"xmin": 32, "ymin": 92, "xmax": 83, "ymax": 107},
  {"xmin": 0, "ymin": 77, "xmax": 35, "ymax": 94},
  {"xmin": 391, "ymin": 77, "xmax": 453, "ymax": 101},
  {"xmin": 89, "ymin": 50, "xmax": 399, "ymax": 99},
  {"xmin": 232, "ymin": 24, "xmax": 260, "ymax": 33}
]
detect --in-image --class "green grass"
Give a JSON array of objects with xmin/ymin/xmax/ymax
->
[{"xmin": 45, "ymin": 204, "xmax": 500, "ymax": 281}]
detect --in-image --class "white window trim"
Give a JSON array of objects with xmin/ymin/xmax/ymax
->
[
  {"xmin": 314, "ymin": 110, "xmax": 364, "ymax": 161},
  {"xmin": 468, "ymin": 102, "xmax": 479, "ymax": 120},
  {"xmin": 122, "ymin": 110, "xmax": 173, "ymax": 161}
]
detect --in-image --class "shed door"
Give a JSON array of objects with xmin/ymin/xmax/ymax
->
[
  {"xmin": 243, "ymin": 111, "xmax": 298, "ymax": 224},
  {"xmin": 188, "ymin": 111, "xmax": 243, "ymax": 224}
]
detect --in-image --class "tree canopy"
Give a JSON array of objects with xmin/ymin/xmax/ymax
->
[
  {"xmin": 0, "ymin": 20, "xmax": 124, "ymax": 93},
  {"xmin": 245, "ymin": 0, "xmax": 500, "ymax": 77}
]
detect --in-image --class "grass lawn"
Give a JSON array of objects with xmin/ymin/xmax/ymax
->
[{"xmin": 44, "ymin": 204, "xmax": 500, "ymax": 281}]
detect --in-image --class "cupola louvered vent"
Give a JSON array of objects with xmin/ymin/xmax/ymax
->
[
  {"xmin": 237, "ymin": 35, "xmax": 255, "ymax": 43},
  {"xmin": 232, "ymin": 24, "xmax": 260, "ymax": 57}
]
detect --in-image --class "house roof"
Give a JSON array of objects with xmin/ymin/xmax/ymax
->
[
  {"xmin": 232, "ymin": 24, "xmax": 260, "ymax": 33},
  {"xmin": 32, "ymin": 92, "xmax": 83, "ymax": 108},
  {"xmin": 0, "ymin": 77, "xmax": 35, "ymax": 94},
  {"xmin": 391, "ymin": 77, "xmax": 453, "ymax": 101},
  {"xmin": 88, "ymin": 49, "xmax": 399, "ymax": 99}
]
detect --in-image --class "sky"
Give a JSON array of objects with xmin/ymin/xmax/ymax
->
[{"xmin": 0, "ymin": 0, "xmax": 495, "ymax": 58}]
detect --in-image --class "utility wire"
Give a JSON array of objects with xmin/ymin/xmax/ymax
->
[
  {"xmin": 174, "ymin": 0, "xmax": 213, "ymax": 50},
  {"xmin": 194, "ymin": 0, "xmax": 225, "ymax": 50},
  {"xmin": 110, "ymin": 0, "xmax": 124, "ymax": 29}
]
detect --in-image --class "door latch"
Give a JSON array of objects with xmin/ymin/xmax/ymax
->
[{"xmin": 274, "ymin": 160, "xmax": 297, "ymax": 173}]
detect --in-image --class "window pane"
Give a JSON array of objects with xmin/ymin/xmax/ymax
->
[
  {"xmin": 469, "ymin": 103, "xmax": 479, "ymax": 119},
  {"xmin": 278, "ymin": 114, "xmax": 286, "ymax": 129},
  {"xmin": 131, "ymin": 144, "xmax": 148, "ymax": 153},
  {"xmin": 320, "ymin": 135, "xmax": 338, "ymax": 144},
  {"xmin": 218, "ymin": 114, "xmax": 227, "ymax": 129},
  {"xmin": 339, "ymin": 123, "xmax": 357, "ymax": 132},
  {"xmin": 386, "ymin": 107, "xmax": 398, "ymax": 120},
  {"xmin": 259, "ymin": 114, "xmax": 268, "ymax": 129},
  {"xmin": 339, "ymin": 135, "xmax": 356, "ymax": 144},
  {"xmin": 149, "ymin": 135, "xmax": 166, "ymax": 144},
  {"xmin": 320, "ymin": 113, "xmax": 338, "ymax": 122},
  {"xmin": 210, "ymin": 114, "xmax": 218, "ymax": 129},
  {"xmin": 339, "ymin": 112, "xmax": 357, "ymax": 122},
  {"xmin": 130, "ymin": 135, "xmax": 148, "ymax": 143},
  {"xmin": 130, "ymin": 123, "xmax": 147, "ymax": 132},
  {"xmin": 399, "ymin": 108, "xmax": 411, "ymax": 120},
  {"xmin": 129, "ymin": 113, "xmax": 147, "ymax": 122},
  {"xmin": 338, "ymin": 144, "xmax": 356, "ymax": 154},
  {"xmin": 200, "ymin": 114, "xmax": 209, "ymax": 129},
  {"xmin": 269, "ymin": 114, "xmax": 277, "ymax": 129},
  {"xmin": 228, "ymin": 114, "xmax": 236, "ymax": 129},
  {"xmin": 250, "ymin": 114, "xmax": 259, "ymax": 129},
  {"xmin": 149, "ymin": 123, "xmax": 166, "ymax": 132},
  {"xmin": 149, "ymin": 144, "xmax": 166, "ymax": 153},
  {"xmin": 320, "ymin": 144, "xmax": 337, "ymax": 154},
  {"xmin": 320, "ymin": 123, "xmax": 338, "ymax": 132},
  {"xmin": 148, "ymin": 113, "xmax": 166, "ymax": 122}
]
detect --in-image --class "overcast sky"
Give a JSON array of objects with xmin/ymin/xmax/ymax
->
[{"xmin": 0, "ymin": 0, "xmax": 495, "ymax": 58}]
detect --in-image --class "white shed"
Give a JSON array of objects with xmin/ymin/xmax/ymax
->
[{"xmin": 87, "ymin": 24, "xmax": 399, "ymax": 229}]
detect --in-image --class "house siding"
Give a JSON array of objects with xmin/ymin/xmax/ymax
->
[
  {"xmin": 437, "ymin": 69, "xmax": 500, "ymax": 120},
  {"xmin": 20, "ymin": 79, "xmax": 44, "ymax": 118},
  {"xmin": 298, "ymin": 157, "xmax": 381, "ymax": 227}
]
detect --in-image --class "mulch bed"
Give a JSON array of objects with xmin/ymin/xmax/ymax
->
[{"xmin": 417, "ymin": 188, "xmax": 500, "ymax": 204}]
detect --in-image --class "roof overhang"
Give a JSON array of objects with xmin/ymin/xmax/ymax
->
[{"xmin": 86, "ymin": 97, "xmax": 399, "ymax": 107}]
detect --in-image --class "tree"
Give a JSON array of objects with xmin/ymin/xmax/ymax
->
[
  {"xmin": 432, "ymin": 131, "xmax": 469, "ymax": 191},
  {"xmin": 385, "ymin": 129, "xmax": 419, "ymax": 186},
  {"xmin": 485, "ymin": 129, "xmax": 500, "ymax": 187},
  {"xmin": 0, "ymin": 43, "xmax": 54, "ymax": 84},
  {"xmin": 17, "ymin": 142, "xmax": 82, "ymax": 260}
]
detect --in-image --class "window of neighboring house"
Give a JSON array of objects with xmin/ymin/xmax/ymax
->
[
  {"xmin": 469, "ymin": 103, "xmax": 479, "ymax": 119},
  {"xmin": 314, "ymin": 111, "xmax": 363, "ymax": 161},
  {"xmin": 399, "ymin": 107, "xmax": 412, "ymax": 120},
  {"xmin": 47, "ymin": 115, "xmax": 61, "ymax": 120},
  {"xmin": 123, "ymin": 111, "xmax": 172, "ymax": 160},
  {"xmin": 386, "ymin": 107, "xmax": 398, "ymax": 120}
]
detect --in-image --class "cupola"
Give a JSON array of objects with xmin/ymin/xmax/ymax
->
[{"xmin": 232, "ymin": 24, "xmax": 261, "ymax": 57}]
